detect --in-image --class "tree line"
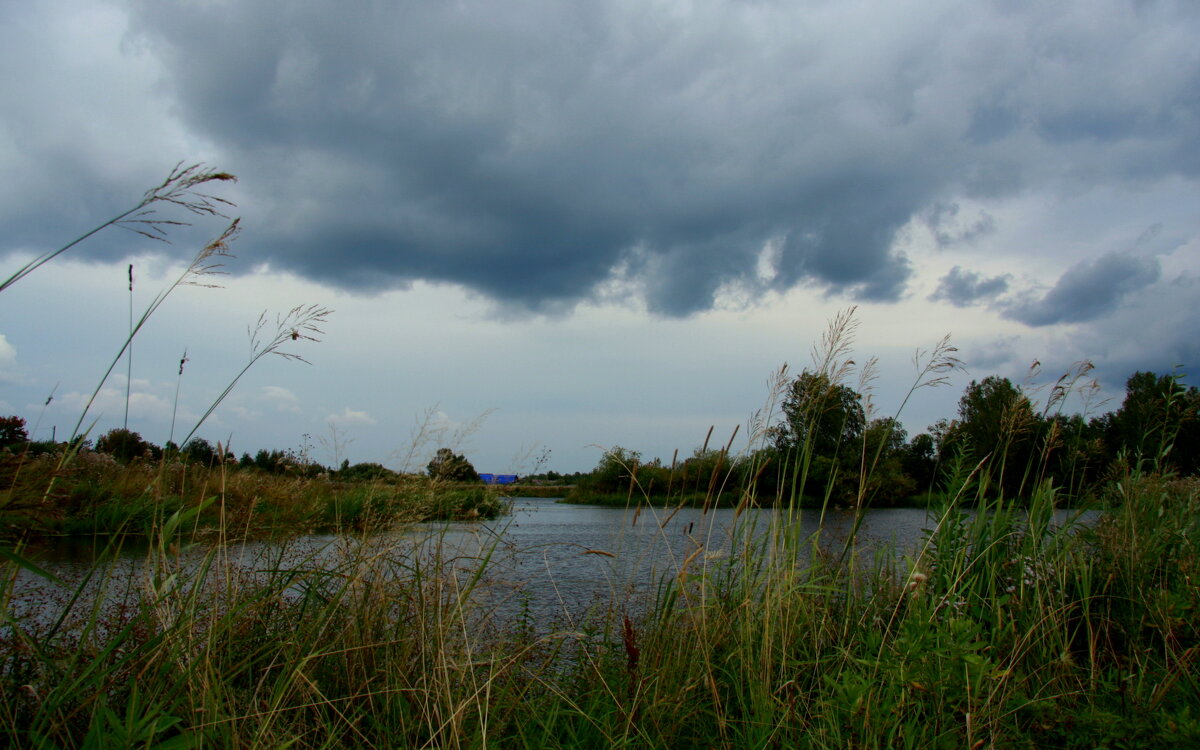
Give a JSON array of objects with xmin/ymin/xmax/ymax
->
[
  {"xmin": 569, "ymin": 369, "xmax": 1198, "ymax": 506},
  {"xmin": 0, "ymin": 418, "xmax": 484, "ymax": 484}
]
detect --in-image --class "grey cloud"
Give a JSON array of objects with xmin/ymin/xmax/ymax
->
[
  {"xmin": 922, "ymin": 203, "xmax": 997, "ymax": 247},
  {"xmin": 929, "ymin": 266, "xmax": 1011, "ymax": 307},
  {"xmin": 5, "ymin": 0, "xmax": 1199, "ymax": 316},
  {"xmin": 1081, "ymin": 271, "xmax": 1200, "ymax": 385},
  {"xmin": 120, "ymin": 0, "xmax": 963, "ymax": 315},
  {"xmin": 966, "ymin": 102, "xmax": 1021, "ymax": 146},
  {"xmin": 1015, "ymin": 271, "xmax": 1199, "ymax": 403},
  {"xmin": 965, "ymin": 337, "xmax": 1021, "ymax": 372},
  {"xmin": 1004, "ymin": 251, "xmax": 1161, "ymax": 326}
]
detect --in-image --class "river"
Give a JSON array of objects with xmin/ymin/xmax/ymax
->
[{"xmin": 5, "ymin": 499, "xmax": 1095, "ymax": 634}]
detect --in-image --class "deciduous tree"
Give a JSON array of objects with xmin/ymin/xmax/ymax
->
[
  {"xmin": 944, "ymin": 376, "xmax": 1038, "ymax": 497},
  {"xmin": 0, "ymin": 416, "xmax": 28, "ymax": 449},
  {"xmin": 426, "ymin": 448, "xmax": 481, "ymax": 482},
  {"xmin": 1102, "ymin": 371, "xmax": 1199, "ymax": 475},
  {"xmin": 771, "ymin": 370, "xmax": 864, "ymax": 458}
]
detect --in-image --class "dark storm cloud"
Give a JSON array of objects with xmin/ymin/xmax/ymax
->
[
  {"xmin": 1004, "ymin": 252, "xmax": 1161, "ymax": 327},
  {"xmin": 929, "ymin": 267, "xmax": 1011, "ymax": 307},
  {"xmin": 118, "ymin": 0, "xmax": 957, "ymax": 315},
  {"xmin": 8, "ymin": 0, "xmax": 1198, "ymax": 316}
]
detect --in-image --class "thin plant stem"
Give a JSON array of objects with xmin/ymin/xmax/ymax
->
[
  {"xmin": 66, "ymin": 220, "xmax": 240, "ymax": 445},
  {"xmin": 177, "ymin": 304, "xmax": 333, "ymax": 449},
  {"xmin": 168, "ymin": 349, "xmax": 188, "ymax": 447},
  {"xmin": 124, "ymin": 264, "xmax": 133, "ymax": 431}
]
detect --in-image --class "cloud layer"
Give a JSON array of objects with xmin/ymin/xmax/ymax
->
[{"xmin": 3, "ymin": 0, "xmax": 1179, "ymax": 317}]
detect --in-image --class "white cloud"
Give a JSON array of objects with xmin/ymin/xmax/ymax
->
[
  {"xmin": 0, "ymin": 334, "xmax": 15, "ymax": 382},
  {"xmin": 55, "ymin": 386, "xmax": 173, "ymax": 426},
  {"xmin": 261, "ymin": 385, "xmax": 302, "ymax": 413},
  {"xmin": 326, "ymin": 407, "xmax": 376, "ymax": 426}
]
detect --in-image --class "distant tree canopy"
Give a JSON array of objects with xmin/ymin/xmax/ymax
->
[
  {"xmin": 937, "ymin": 376, "xmax": 1039, "ymax": 497},
  {"xmin": 1, "ymin": 365, "xmax": 1194, "ymax": 508},
  {"xmin": 0, "ymin": 416, "xmax": 28, "ymax": 449},
  {"xmin": 762, "ymin": 371, "xmax": 868, "ymax": 502},
  {"xmin": 770, "ymin": 371, "xmax": 865, "ymax": 458},
  {"xmin": 95, "ymin": 428, "xmax": 158, "ymax": 463},
  {"xmin": 577, "ymin": 445, "xmax": 642, "ymax": 494},
  {"xmin": 1098, "ymin": 371, "xmax": 1200, "ymax": 475},
  {"xmin": 566, "ymin": 367, "xmax": 1198, "ymax": 508},
  {"xmin": 182, "ymin": 437, "xmax": 219, "ymax": 466},
  {"xmin": 426, "ymin": 448, "xmax": 480, "ymax": 482},
  {"xmin": 250, "ymin": 449, "xmax": 299, "ymax": 475},
  {"xmin": 337, "ymin": 462, "xmax": 397, "ymax": 482}
]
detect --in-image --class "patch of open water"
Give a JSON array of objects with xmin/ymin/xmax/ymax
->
[{"xmin": 5, "ymin": 500, "xmax": 1097, "ymax": 634}]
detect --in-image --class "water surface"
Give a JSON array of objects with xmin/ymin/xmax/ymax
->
[{"xmin": 8, "ymin": 500, "xmax": 1094, "ymax": 631}]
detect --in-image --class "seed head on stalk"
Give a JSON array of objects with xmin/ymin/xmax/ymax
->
[
  {"xmin": 1, "ymin": 162, "xmax": 237, "ymax": 294},
  {"xmin": 178, "ymin": 304, "xmax": 334, "ymax": 448}
]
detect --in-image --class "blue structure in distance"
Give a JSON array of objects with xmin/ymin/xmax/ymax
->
[{"xmin": 479, "ymin": 473, "xmax": 518, "ymax": 485}]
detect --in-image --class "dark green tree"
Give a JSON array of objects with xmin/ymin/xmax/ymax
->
[
  {"xmin": 579, "ymin": 446, "xmax": 642, "ymax": 494},
  {"xmin": 182, "ymin": 437, "xmax": 218, "ymax": 466},
  {"xmin": 769, "ymin": 371, "xmax": 865, "ymax": 502},
  {"xmin": 1039, "ymin": 412, "xmax": 1106, "ymax": 497},
  {"xmin": 426, "ymin": 448, "xmax": 480, "ymax": 482},
  {"xmin": 943, "ymin": 376, "xmax": 1039, "ymax": 497},
  {"xmin": 678, "ymin": 447, "xmax": 735, "ymax": 495},
  {"xmin": 857, "ymin": 417, "xmax": 915, "ymax": 505},
  {"xmin": 900, "ymin": 432, "xmax": 938, "ymax": 495},
  {"xmin": 254, "ymin": 449, "xmax": 292, "ymax": 474},
  {"xmin": 95, "ymin": 428, "xmax": 157, "ymax": 463},
  {"xmin": 863, "ymin": 417, "xmax": 907, "ymax": 461},
  {"xmin": 339, "ymin": 462, "xmax": 396, "ymax": 481},
  {"xmin": 771, "ymin": 371, "xmax": 865, "ymax": 458},
  {"xmin": 1101, "ymin": 371, "xmax": 1199, "ymax": 475}
]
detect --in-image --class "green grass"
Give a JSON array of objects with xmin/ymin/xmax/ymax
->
[
  {"xmin": 0, "ymin": 445, "xmax": 511, "ymax": 542},
  {"xmin": 1, "ymin": 467, "xmax": 1195, "ymax": 748}
]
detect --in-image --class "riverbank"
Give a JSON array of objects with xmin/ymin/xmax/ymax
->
[
  {"xmin": 0, "ymin": 447, "xmax": 509, "ymax": 541},
  {"xmin": 557, "ymin": 486, "xmax": 1042, "ymax": 510},
  {"xmin": 2, "ymin": 472, "xmax": 1195, "ymax": 747}
]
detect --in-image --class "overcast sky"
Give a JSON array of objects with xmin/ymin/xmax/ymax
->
[{"xmin": 1, "ymin": 0, "xmax": 1197, "ymax": 474}]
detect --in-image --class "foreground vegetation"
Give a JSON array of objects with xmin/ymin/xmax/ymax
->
[{"xmin": 1, "ymin": 463, "xmax": 1195, "ymax": 747}]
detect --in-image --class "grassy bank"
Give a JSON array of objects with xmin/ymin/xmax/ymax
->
[
  {"xmin": 0, "ymin": 446, "xmax": 509, "ymax": 541},
  {"xmin": 560, "ymin": 487, "xmax": 742, "ymax": 508},
  {"xmin": 504, "ymin": 484, "xmax": 573, "ymax": 499},
  {"xmin": 1, "ymin": 468, "xmax": 1196, "ymax": 748}
]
